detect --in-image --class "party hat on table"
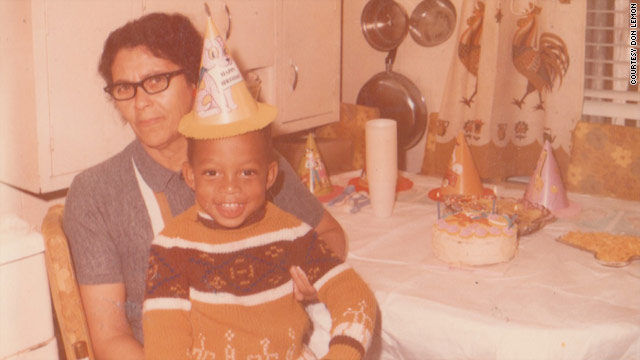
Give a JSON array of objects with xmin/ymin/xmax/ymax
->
[
  {"xmin": 524, "ymin": 140, "xmax": 573, "ymax": 214},
  {"xmin": 179, "ymin": 4, "xmax": 277, "ymax": 139},
  {"xmin": 297, "ymin": 133, "xmax": 334, "ymax": 197},
  {"xmin": 429, "ymin": 131, "xmax": 490, "ymax": 200}
]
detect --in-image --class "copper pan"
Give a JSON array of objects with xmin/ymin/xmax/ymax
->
[{"xmin": 357, "ymin": 49, "xmax": 428, "ymax": 150}]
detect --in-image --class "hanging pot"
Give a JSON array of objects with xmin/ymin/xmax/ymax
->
[
  {"xmin": 361, "ymin": 0, "xmax": 409, "ymax": 51},
  {"xmin": 356, "ymin": 49, "xmax": 428, "ymax": 150},
  {"xmin": 409, "ymin": 0, "xmax": 457, "ymax": 47}
]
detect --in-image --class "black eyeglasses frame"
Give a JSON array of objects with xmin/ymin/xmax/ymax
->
[{"xmin": 103, "ymin": 69, "xmax": 185, "ymax": 101}]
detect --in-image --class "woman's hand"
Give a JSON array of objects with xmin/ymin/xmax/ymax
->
[{"xmin": 289, "ymin": 266, "xmax": 318, "ymax": 301}]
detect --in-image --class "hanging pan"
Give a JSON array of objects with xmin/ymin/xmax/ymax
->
[
  {"xmin": 356, "ymin": 49, "xmax": 428, "ymax": 150},
  {"xmin": 361, "ymin": 0, "xmax": 409, "ymax": 51},
  {"xmin": 409, "ymin": 0, "xmax": 457, "ymax": 47}
]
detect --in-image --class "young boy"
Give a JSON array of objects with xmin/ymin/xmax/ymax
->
[{"xmin": 142, "ymin": 125, "xmax": 377, "ymax": 360}]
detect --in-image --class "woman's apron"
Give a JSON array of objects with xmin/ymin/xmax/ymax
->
[{"xmin": 132, "ymin": 159, "xmax": 165, "ymax": 236}]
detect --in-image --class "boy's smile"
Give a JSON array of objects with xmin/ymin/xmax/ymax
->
[{"xmin": 183, "ymin": 130, "xmax": 278, "ymax": 228}]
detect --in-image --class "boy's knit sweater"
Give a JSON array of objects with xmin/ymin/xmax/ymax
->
[{"xmin": 143, "ymin": 202, "xmax": 377, "ymax": 360}]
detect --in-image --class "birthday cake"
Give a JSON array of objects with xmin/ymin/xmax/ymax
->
[
  {"xmin": 432, "ymin": 212, "xmax": 518, "ymax": 266},
  {"xmin": 443, "ymin": 195, "xmax": 555, "ymax": 236}
]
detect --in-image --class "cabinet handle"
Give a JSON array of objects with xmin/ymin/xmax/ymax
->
[
  {"xmin": 224, "ymin": 3, "xmax": 231, "ymax": 40},
  {"xmin": 291, "ymin": 61, "xmax": 299, "ymax": 91}
]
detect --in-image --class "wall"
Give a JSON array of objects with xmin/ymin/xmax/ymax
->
[
  {"xmin": 342, "ymin": 0, "xmax": 462, "ymax": 172},
  {"xmin": 2, "ymin": 0, "xmax": 462, "ymax": 229},
  {"xmin": 0, "ymin": 182, "xmax": 65, "ymax": 231}
]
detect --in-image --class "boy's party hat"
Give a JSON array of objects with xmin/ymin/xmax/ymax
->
[
  {"xmin": 297, "ymin": 133, "xmax": 333, "ymax": 196},
  {"xmin": 429, "ymin": 131, "xmax": 488, "ymax": 200},
  {"xmin": 179, "ymin": 5, "xmax": 277, "ymax": 139},
  {"xmin": 524, "ymin": 140, "xmax": 570, "ymax": 213}
]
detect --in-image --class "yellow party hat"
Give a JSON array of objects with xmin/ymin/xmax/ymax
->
[
  {"xmin": 428, "ymin": 131, "xmax": 492, "ymax": 200},
  {"xmin": 179, "ymin": 4, "xmax": 277, "ymax": 139},
  {"xmin": 441, "ymin": 131, "xmax": 485, "ymax": 196},
  {"xmin": 297, "ymin": 133, "xmax": 333, "ymax": 196}
]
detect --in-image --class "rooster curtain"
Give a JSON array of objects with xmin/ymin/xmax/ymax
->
[{"xmin": 421, "ymin": 0, "xmax": 586, "ymax": 180}]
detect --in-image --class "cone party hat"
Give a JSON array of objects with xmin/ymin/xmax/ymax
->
[
  {"xmin": 524, "ymin": 140, "xmax": 570, "ymax": 212},
  {"xmin": 297, "ymin": 133, "xmax": 333, "ymax": 196},
  {"xmin": 439, "ymin": 131, "xmax": 485, "ymax": 197},
  {"xmin": 179, "ymin": 5, "xmax": 277, "ymax": 139}
]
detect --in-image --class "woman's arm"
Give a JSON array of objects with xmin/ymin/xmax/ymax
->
[
  {"xmin": 290, "ymin": 210, "xmax": 347, "ymax": 301},
  {"xmin": 271, "ymin": 153, "xmax": 348, "ymax": 258},
  {"xmin": 80, "ymin": 283, "xmax": 144, "ymax": 360},
  {"xmin": 272, "ymin": 152, "xmax": 348, "ymax": 299},
  {"xmin": 315, "ymin": 209, "xmax": 347, "ymax": 260}
]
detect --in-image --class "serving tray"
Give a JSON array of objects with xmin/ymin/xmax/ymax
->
[{"xmin": 557, "ymin": 231, "xmax": 640, "ymax": 267}]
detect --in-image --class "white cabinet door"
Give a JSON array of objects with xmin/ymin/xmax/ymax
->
[
  {"xmin": 143, "ymin": 0, "xmax": 276, "ymax": 71},
  {"xmin": 0, "ymin": 0, "xmax": 339, "ymax": 193},
  {"xmin": 274, "ymin": 0, "xmax": 341, "ymax": 135},
  {"xmin": 0, "ymin": 0, "xmax": 138, "ymax": 193}
]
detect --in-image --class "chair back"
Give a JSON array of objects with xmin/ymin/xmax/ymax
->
[
  {"xmin": 314, "ymin": 103, "xmax": 380, "ymax": 171},
  {"xmin": 41, "ymin": 204, "xmax": 95, "ymax": 360},
  {"xmin": 566, "ymin": 121, "xmax": 640, "ymax": 200}
]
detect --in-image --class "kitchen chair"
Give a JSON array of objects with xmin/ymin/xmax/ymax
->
[
  {"xmin": 566, "ymin": 121, "xmax": 640, "ymax": 200},
  {"xmin": 274, "ymin": 103, "xmax": 379, "ymax": 175},
  {"xmin": 41, "ymin": 204, "xmax": 95, "ymax": 360},
  {"xmin": 314, "ymin": 102, "xmax": 380, "ymax": 171}
]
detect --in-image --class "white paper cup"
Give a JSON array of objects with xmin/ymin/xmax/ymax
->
[{"xmin": 366, "ymin": 119, "xmax": 398, "ymax": 218}]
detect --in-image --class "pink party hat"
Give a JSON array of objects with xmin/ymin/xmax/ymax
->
[{"xmin": 524, "ymin": 140, "xmax": 570, "ymax": 212}]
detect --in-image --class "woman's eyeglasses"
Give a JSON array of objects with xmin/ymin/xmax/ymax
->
[{"xmin": 104, "ymin": 69, "xmax": 185, "ymax": 101}]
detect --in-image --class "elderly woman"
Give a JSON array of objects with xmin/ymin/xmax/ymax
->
[{"xmin": 63, "ymin": 12, "xmax": 345, "ymax": 359}]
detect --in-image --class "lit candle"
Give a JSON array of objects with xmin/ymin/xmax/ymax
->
[
  {"xmin": 437, "ymin": 201, "xmax": 441, "ymax": 219},
  {"xmin": 492, "ymin": 186, "xmax": 497, "ymax": 213}
]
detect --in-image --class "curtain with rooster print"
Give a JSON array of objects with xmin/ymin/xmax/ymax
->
[{"xmin": 421, "ymin": 0, "xmax": 586, "ymax": 180}]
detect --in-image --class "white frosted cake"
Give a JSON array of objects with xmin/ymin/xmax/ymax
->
[{"xmin": 431, "ymin": 212, "xmax": 518, "ymax": 266}]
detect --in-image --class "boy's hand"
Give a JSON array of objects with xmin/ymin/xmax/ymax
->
[{"xmin": 290, "ymin": 266, "xmax": 318, "ymax": 301}]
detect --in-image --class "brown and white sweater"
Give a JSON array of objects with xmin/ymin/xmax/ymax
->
[{"xmin": 143, "ymin": 202, "xmax": 377, "ymax": 360}]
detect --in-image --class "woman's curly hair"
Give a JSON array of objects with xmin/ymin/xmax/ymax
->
[{"xmin": 98, "ymin": 12, "xmax": 203, "ymax": 86}]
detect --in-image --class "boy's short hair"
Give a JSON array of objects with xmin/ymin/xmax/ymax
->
[{"xmin": 186, "ymin": 125, "xmax": 276, "ymax": 164}]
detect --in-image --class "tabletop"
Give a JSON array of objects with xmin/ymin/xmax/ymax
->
[{"xmin": 314, "ymin": 170, "xmax": 640, "ymax": 360}]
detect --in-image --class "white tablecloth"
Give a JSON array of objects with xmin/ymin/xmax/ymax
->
[{"xmin": 321, "ymin": 170, "xmax": 640, "ymax": 360}]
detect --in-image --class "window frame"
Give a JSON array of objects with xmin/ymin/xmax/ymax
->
[{"xmin": 582, "ymin": 0, "xmax": 639, "ymax": 126}]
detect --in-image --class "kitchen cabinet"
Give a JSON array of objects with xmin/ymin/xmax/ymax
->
[
  {"xmin": 0, "ymin": 0, "xmax": 341, "ymax": 194},
  {"xmin": 0, "ymin": 0, "xmax": 138, "ymax": 194},
  {"xmin": 158, "ymin": 0, "xmax": 342, "ymax": 135},
  {"xmin": 273, "ymin": 0, "xmax": 341, "ymax": 135},
  {"xmin": 144, "ymin": 0, "xmax": 276, "ymax": 72}
]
